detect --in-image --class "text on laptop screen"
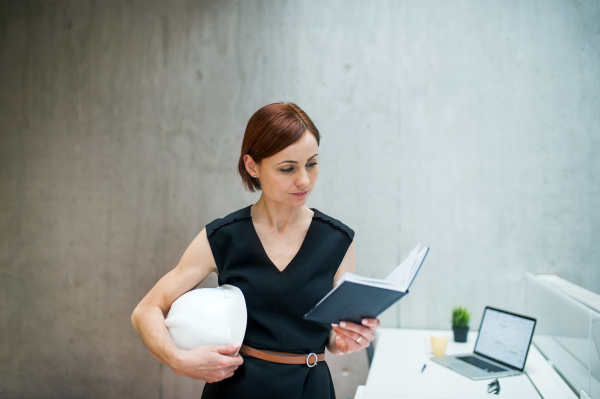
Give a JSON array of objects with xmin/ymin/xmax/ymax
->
[{"xmin": 474, "ymin": 308, "xmax": 535, "ymax": 369}]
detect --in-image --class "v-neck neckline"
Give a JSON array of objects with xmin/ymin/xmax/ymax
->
[{"xmin": 247, "ymin": 205, "xmax": 315, "ymax": 273}]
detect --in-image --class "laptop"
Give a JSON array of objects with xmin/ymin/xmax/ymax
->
[{"xmin": 431, "ymin": 307, "xmax": 537, "ymax": 380}]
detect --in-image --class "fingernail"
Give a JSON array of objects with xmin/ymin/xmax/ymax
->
[
  {"xmin": 362, "ymin": 319, "xmax": 368, "ymax": 325},
  {"xmin": 331, "ymin": 323, "xmax": 338, "ymax": 327},
  {"xmin": 233, "ymin": 342, "xmax": 241, "ymax": 347},
  {"xmin": 340, "ymin": 322, "xmax": 346, "ymax": 327}
]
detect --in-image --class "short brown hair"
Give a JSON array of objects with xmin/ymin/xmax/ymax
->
[{"xmin": 238, "ymin": 102, "xmax": 321, "ymax": 192}]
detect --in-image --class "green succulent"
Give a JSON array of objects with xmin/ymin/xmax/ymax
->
[{"xmin": 451, "ymin": 306, "xmax": 471, "ymax": 329}]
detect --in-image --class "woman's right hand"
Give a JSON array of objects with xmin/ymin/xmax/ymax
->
[{"xmin": 171, "ymin": 343, "xmax": 244, "ymax": 383}]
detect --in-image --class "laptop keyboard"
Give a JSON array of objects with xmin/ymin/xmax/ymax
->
[{"xmin": 457, "ymin": 356, "xmax": 507, "ymax": 373}]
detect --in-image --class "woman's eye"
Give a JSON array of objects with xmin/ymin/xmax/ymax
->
[{"xmin": 280, "ymin": 162, "xmax": 317, "ymax": 173}]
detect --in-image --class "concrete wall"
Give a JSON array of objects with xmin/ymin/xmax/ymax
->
[
  {"xmin": 396, "ymin": 0, "xmax": 600, "ymax": 329},
  {"xmin": 0, "ymin": 0, "xmax": 598, "ymax": 398}
]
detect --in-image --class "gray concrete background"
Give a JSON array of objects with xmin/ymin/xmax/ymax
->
[{"xmin": 0, "ymin": 0, "xmax": 598, "ymax": 398}]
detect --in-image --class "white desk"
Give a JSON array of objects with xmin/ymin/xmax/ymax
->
[{"xmin": 356, "ymin": 328, "xmax": 577, "ymax": 399}]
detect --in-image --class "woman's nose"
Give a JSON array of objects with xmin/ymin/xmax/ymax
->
[{"xmin": 297, "ymin": 169, "xmax": 310, "ymax": 187}]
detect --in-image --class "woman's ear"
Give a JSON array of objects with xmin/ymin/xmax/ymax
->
[{"xmin": 243, "ymin": 154, "xmax": 259, "ymax": 178}]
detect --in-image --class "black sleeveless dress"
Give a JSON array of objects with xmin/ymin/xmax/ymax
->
[{"xmin": 200, "ymin": 205, "xmax": 354, "ymax": 399}]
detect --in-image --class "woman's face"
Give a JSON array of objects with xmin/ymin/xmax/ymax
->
[{"xmin": 250, "ymin": 130, "xmax": 319, "ymax": 208}]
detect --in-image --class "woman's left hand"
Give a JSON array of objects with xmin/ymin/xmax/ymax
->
[{"xmin": 331, "ymin": 318, "xmax": 380, "ymax": 354}]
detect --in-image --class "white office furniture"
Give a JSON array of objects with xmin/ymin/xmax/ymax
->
[
  {"xmin": 355, "ymin": 274, "xmax": 599, "ymax": 398},
  {"xmin": 358, "ymin": 328, "xmax": 578, "ymax": 399},
  {"xmin": 526, "ymin": 274, "xmax": 600, "ymax": 398},
  {"xmin": 354, "ymin": 384, "xmax": 366, "ymax": 399}
]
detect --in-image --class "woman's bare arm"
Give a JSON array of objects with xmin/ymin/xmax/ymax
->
[
  {"xmin": 327, "ymin": 238, "xmax": 381, "ymax": 355},
  {"xmin": 131, "ymin": 228, "xmax": 243, "ymax": 382},
  {"xmin": 326, "ymin": 240, "xmax": 356, "ymax": 355}
]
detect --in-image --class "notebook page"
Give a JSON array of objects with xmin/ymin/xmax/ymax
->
[
  {"xmin": 384, "ymin": 244, "xmax": 420, "ymax": 286},
  {"xmin": 403, "ymin": 246, "xmax": 429, "ymax": 291}
]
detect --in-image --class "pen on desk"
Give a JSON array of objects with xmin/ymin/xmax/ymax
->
[{"xmin": 421, "ymin": 364, "xmax": 427, "ymax": 373}]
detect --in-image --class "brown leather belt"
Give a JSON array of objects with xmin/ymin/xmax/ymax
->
[{"xmin": 239, "ymin": 344, "xmax": 325, "ymax": 367}]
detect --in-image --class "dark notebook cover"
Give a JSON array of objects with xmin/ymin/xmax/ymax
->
[
  {"xmin": 303, "ymin": 282, "xmax": 407, "ymax": 325},
  {"xmin": 303, "ymin": 246, "xmax": 429, "ymax": 325}
]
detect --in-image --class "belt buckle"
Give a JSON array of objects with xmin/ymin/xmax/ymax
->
[{"xmin": 306, "ymin": 352, "xmax": 318, "ymax": 368}]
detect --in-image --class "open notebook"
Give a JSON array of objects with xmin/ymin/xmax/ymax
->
[{"xmin": 303, "ymin": 245, "xmax": 429, "ymax": 325}]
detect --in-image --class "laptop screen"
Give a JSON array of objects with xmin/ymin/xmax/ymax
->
[{"xmin": 474, "ymin": 307, "xmax": 536, "ymax": 370}]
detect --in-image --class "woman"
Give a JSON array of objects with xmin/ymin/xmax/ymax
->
[{"xmin": 131, "ymin": 102, "xmax": 380, "ymax": 398}]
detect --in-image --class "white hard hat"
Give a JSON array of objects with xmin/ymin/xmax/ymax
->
[{"xmin": 165, "ymin": 284, "xmax": 247, "ymax": 352}]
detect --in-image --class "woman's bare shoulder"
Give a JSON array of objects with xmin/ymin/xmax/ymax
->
[
  {"xmin": 134, "ymin": 227, "xmax": 218, "ymax": 314},
  {"xmin": 181, "ymin": 227, "xmax": 218, "ymax": 276}
]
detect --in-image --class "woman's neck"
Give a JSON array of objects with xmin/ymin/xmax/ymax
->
[{"xmin": 251, "ymin": 195, "xmax": 309, "ymax": 232}]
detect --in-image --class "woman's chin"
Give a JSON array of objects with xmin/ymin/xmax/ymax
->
[{"xmin": 287, "ymin": 195, "xmax": 309, "ymax": 207}]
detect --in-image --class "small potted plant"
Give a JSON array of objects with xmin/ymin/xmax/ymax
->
[{"xmin": 451, "ymin": 306, "xmax": 471, "ymax": 343}]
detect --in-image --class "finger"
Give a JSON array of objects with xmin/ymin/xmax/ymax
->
[
  {"xmin": 337, "ymin": 321, "xmax": 373, "ymax": 336},
  {"xmin": 332, "ymin": 324, "xmax": 373, "ymax": 346},
  {"xmin": 333, "ymin": 322, "xmax": 375, "ymax": 342},
  {"xmin": 223, "ymin": 354, "xmax": 244, "ymax": 367},
  {"xmin": 334, "ymin": 327, "xmax": 365, "ymax": 352},
  {"xmin": 334, "ymin": 325, "xmax": 364, "ymax": 344},
  {"xmin": 223, "ymin": 364, "xmax": 240, "ymax": 374},
  {"xmin": 216, "ymin": 343, "xmax": 241, "ymax": 355},
  {"xmin": 335, "ymin": 328, "xmax": 362, "ymax": 351},
  {"xmin": 220, "ymin": 370, "xmax": 235, "ymax": 381},
  {"xmin": 361, "ymin": 318, "xmax": 380, "ymax": 329}
]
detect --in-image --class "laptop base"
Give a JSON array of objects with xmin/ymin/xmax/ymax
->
[{"xmin": 431, "ymin": 354, "xmax": 523, "ymax": 380}]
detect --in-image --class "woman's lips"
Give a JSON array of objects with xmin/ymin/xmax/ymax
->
[{"xmin": 291, "ymin": 190, "xmax": 308, "ymax": 197}]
